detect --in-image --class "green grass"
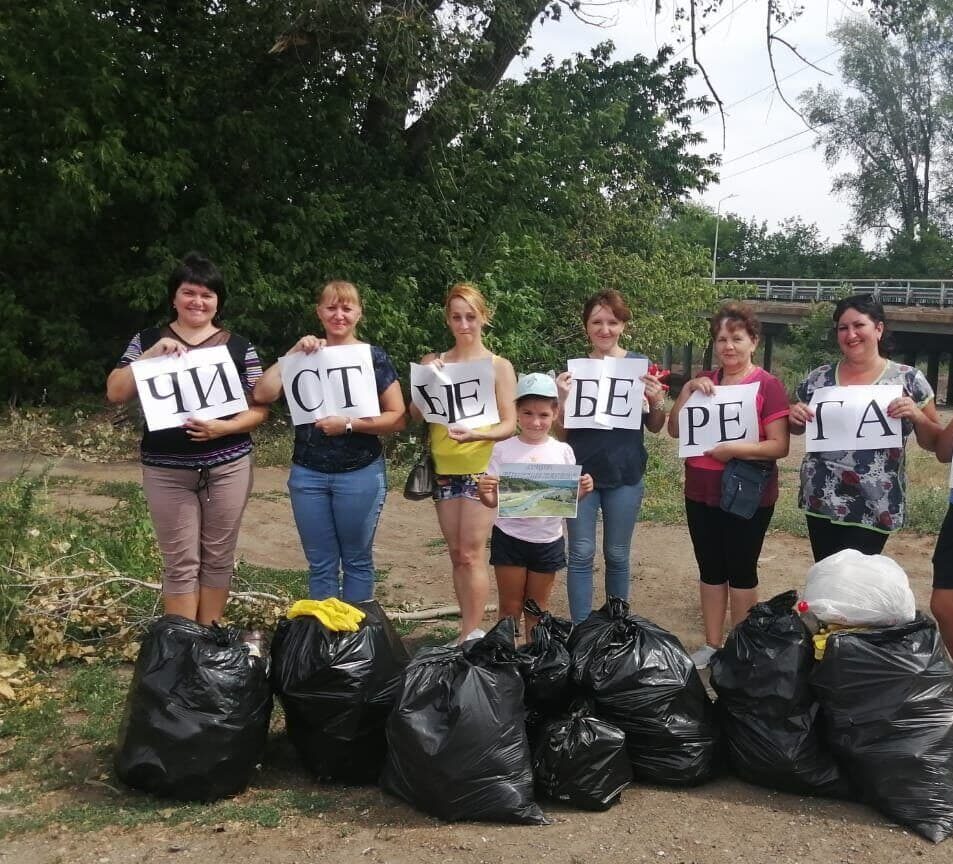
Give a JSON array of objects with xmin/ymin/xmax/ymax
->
[
  {"xmin": 0, "ymin": 657, "xmax": 354, "ymax": 838},
  {"xmin": 638, "ymin": 424, "xmax": 945, "ymax": 537}
]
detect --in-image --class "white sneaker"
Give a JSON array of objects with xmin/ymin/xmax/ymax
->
[
  {"xmin": 691, "ymin": 643, "xmax": 718, "ymax": 670},
  {"xmin": 444, "ymin": 628, "xmax": 486, "ymax": 647}
]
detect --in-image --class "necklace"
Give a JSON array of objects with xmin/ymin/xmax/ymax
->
[{"xmin": 720, "ymin": 363, "xmax": 755, "ymax": 385}]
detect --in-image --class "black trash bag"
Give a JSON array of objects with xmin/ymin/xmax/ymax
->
[
  {"xmin": 811, "ymin": 614, "xmax": 953, "ymax": 843},
  {"xmin": 709, "ymin": 590, "xmax": 846, "ymax": 797},
  {"xmin": 114, "ymin": 615, "xmax": 272, "ymax": 801},
  {"xmin": 532, "ymin": 699, "xmax": 632, "ymax": 811},
  {"xmin": 381, "ymin": 617, "xmax": 548, "ymax": 824},
  {"xmin": 518, "ymin": 600, "xmax": 573, "ymax": 713},
  {"xmin": 567, "ymin": 597, "xmax": 719, "ymax": 786},
  {"xmin": 270, "ymin": 600, "xmax": 409, "ymax": 784}
]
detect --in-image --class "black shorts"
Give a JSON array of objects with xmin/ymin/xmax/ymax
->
[
  {"xmin": 933, "ymin": 504, "xmax": 953, "ymax": 589},
  {"xmin": 489, "ymin": 526, "xmax": 566, "ymax": 573},
  {"xmin": 685, "ymin": 498, "xmax": 774, "ymax": 589}
]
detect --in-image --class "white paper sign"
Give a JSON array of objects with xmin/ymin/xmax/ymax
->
[
  {"xmin": 562, "ymin": 356, "xmax": 649, "ymax": 430},
  {"xmin": 410, "ymin": 358, "xmax": 500, "ymax": 430},
  {"xmin": 131, "ymin": 345, "xmax": 248, "ymax": 432},
  {"xmin": 278, "ymin": 344, "xmax": 380, "ymax": 426},
  {"xmin": 498, "ymin": 463, "xmax": 582, "ymax": 519},
  {"xmin": 677, "ymin": 383, "xmax": 760, "ymax": 457},
  {"xmin": 804, "ymin": 385, "xmax": 903, "ymax": 453}
]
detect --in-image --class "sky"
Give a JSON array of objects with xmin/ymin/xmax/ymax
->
[{"xmin": 508, "ymin": 0, "xmax": 865, "ymax": 242}]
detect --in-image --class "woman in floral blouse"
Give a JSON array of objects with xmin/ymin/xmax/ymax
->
[{"xmin": 789, "ymin": 295, "xmax": 940, "ymax": 561}]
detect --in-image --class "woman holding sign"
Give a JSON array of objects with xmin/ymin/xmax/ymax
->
[
  {"xmin": 411, "ymin": 283, "xmax": 517, "ymax": 645},
  {"xmin": 667, "ymin": 302, "xmax": 789, "ymax": 669},
  {"xmin": 106, "ymin": 252, "xmax": 268, "ymax": 625},
  {"xmin": 555, "ymin": 289, "xmax": 668, "ymax": 625},
  {"xmin": 253, "ymin": 281, "xmax": 406, "ymax": 603},
  {"xmin": 789, "ymin": 295, "xmax": 940, "ymax": 562}
]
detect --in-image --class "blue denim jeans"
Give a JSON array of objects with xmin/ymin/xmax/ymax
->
[
  {"xmin": 566, "ymin": 480, "xmax": 645, "ymax": 624},
  {"xmin": 288, "ymin": 457, "xmax": 387, "ymax": 602}
]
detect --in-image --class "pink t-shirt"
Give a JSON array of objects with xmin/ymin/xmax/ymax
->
[
  {"xmin": 683, "ymin": 367, "xmax": 790, "ymax": 507},
  {"xmin": 487, "ymin": 436, "xmax": 578, "ymax": 544}
]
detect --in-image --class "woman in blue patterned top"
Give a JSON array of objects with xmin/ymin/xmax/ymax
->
[
  {"xmin": 789, "ymin": 295, "xmax": 941, "ymax": 561},
  {"xmin": 254, "ymin": 281, "xmax": 406, "ymax": 602},
  {"xmin": 106, "ymin": 252, "xmax": 269, "ymax": 624}
]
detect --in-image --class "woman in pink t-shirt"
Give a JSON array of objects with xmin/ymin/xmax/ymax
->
[{"xmin": 668, "ymin": 302, "xmax": 790, "ymax": 669}]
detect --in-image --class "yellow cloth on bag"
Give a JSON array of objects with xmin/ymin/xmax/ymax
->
[{"xmin": 286, "ymin": 598, "xmax": 366, "ymax": 632}]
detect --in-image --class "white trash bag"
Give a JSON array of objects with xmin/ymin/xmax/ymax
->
[{"xmin": 803, "ymin": 549, "xmax": 916, "ymax": 627}]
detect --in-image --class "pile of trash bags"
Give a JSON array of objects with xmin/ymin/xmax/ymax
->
[
  {"xmin": 711, "ymin": 553, "xmax": 953, "ymax": 844},
  {"xmin": 382, "ymin": 597, "xmax": 717, "ymax": 822},
  {"xmin": 111, "ymin": 551, "xmax": 953, "ymax": 842},
  {"xmin": 568, "ymin": 597, "xmax": 720, "ymax": 787}
]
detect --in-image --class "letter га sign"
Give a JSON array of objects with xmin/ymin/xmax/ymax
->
[
  {"xmin": 562, "ymin": 356, "xmax": 648, "ymax": 430},
  {"xmin": 677, "ymin": 383, "xmax": 760, "ymax": 458},
  {"xmin": 278, "ymin": 344, "xmax": 381, "ymax": 427},
  {"xmin": 804, "ymin": 385, "xmax": 902, "ymax": 453},
  {"xmin": 131, "ymin": 345, "xmax": 248, "ymax": 432},
  {"xmin": 410, "ymin": 358, "xmax": 500, "ymax": 430}
]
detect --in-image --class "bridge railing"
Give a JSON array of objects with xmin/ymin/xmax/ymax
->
[{"xmin": 716, "ymin": 277, "xmax": 953, "ymax": 307}]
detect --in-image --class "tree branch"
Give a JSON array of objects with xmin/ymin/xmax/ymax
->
[
  {"xmin": 404, "ymin": 0, "xmax": 549, "ymax": 167},
  {"xmin": 690, "ymin": 0, "xmax": 725, "ymax": 149}
]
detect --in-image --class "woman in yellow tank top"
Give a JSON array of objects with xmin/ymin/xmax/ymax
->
[{"xmin": 410, "ymin": 283, "xmax": 517, "ymax": 644}]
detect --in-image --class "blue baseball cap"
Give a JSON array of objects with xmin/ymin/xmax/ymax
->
[{"xmin": 516, "ymin": 372, "xmax": 557, "ymax": 400}]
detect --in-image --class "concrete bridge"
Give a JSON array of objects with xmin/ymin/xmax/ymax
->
[{"xmin": 665, "ymin": 278, "xmax": 953, "ymax": 402}]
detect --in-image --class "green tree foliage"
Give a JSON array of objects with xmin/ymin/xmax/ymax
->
[
  {"xmin": 799, "ymin": 7, "xmax": 953, "ymax": 240},
  {"xmin": 664, "ymin": 204, "xmax": 953, "ymax": 280},
  {"xmin": 1, "ymin": 1, "xmax": 725, "ymax": 404}
]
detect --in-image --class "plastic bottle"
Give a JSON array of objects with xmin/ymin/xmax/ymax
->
[{"xmin": 796, "ymin": 600, "xmax": 822, "ymax": 635}]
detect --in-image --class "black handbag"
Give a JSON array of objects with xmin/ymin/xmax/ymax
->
[
  {"xmin": 403, "ymin": 428, "xmax": 435, "ymax": 501},
  {"xmin": 720, "ymin": 459, "xmax": 772, "ymax": 519}
]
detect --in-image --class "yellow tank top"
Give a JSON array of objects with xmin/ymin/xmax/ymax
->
[{"xmin": 429, "ymin": 423, "xmax": 494, "ymax": 474}]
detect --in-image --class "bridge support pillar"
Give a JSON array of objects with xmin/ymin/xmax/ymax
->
[
  {"xmin": 927, "ymin": 352, "xmax": 941, "ymax": 395},
  {"xmin": 903, "ymin": 350, "xmax": 917, "ymax": 367},
  {"xmin": 762, "ymin": 331, "xmax": 774, "ymax": 373},
  {"xmin": 946, "ymin": 356, "xmax": 953, "ymax": 406},
  {"xmin": 681, "ymin": 343, "xmax": 693, "ymax": 378},
  {"xmin": 702, "ymin": 341, "xmax": 713, "ymax": 370},
  {"xmin": 662, "ymin": 345, "xmax": 673, "ymax": 370}
]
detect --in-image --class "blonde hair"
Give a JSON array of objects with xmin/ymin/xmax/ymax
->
[
  {"xmin": 317, "ymin": 280, "xmax": 362, "ymax": 308},
  {"xmin": 445, "ymin": 282, "xmax": 492, "ymax": 325}
]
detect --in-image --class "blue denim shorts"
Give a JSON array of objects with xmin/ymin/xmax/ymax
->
[{"xmin": 432, "ymin": 473, "xmax": 480, "ymax": 502}]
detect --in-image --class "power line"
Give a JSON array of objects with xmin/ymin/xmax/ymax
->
[
  {"xmin": 720, "ymin": 142, "xmax": 817, "ymax": 179},
  {"xmin": 715, "ymin": 101, "xmax": 863, "ymax": 170},
  {"xmin": 721, "ymin": 127, "xmax": 813, "ymax": 165},
  {"xmin": 694, "ymin": 47, "xmax": 842, "ymax": 123}
]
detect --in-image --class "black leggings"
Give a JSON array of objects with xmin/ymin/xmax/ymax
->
[
  {"xmin": 685, "ymin": 499, "xmax": 774, "ymax": 589},
  {"xmin": 806, "ymin": 515, "xmax": 888, "ymax": 562}
]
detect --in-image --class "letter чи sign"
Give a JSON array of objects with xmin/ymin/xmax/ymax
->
[
  {"xmin": 562, "ymin": 356, "xmax": 649, "ymax": 430},
  {"xmin": 677, "ymin": 383, "xmax": 760, "ymax": 458},
  {"xmin": 804, "ymin": 385, "xmax": 902, "ymax": 453},
  {"xmin": 410, "ymin": 358, "xmax": 500, "ymax": 430},
  {"xmin": 131, "ymin": 345, "xmax": 248, "ymax": 431},
  {"xmin": 278, "ymin": 344, "xmax": 381, "ymax": 426}
]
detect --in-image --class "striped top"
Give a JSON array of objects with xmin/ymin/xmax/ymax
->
[{"xmin": 117, "ymin": 326, "xmax": 262, "ymax": 469}]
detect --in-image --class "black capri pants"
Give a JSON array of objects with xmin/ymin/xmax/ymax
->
[{"xmin": 685, "ymin": 498, "xmax": 774, "ymax": 589}]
